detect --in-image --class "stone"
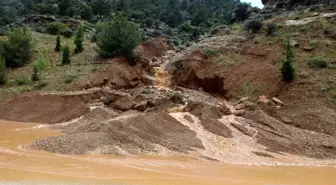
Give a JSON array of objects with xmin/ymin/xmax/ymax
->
[
  {"xmin": 133, "ymin": 101, "xmax": 149, "ymax": 111},
  {"xmin": 235, "ymin": 97, "xmax": 249, "ymax": 105},
  {"xmin": 234, "ymin": 103, "xmax": 246, "ymax": 110},
  {"xmin": 111, "ymin": 95, "xmax": 133, "ymax": 111},
  {"xmin": 303, "ymin": 46, "xmax": 314, "ymax": 51},
  {"xmin": 233, "ymin": 110, "xmax": 246, "ymax": 116},
  {"xmin": 272, "ymin": 97, "xmax": 284, "ymax": 106},
  {"xmin": 289, "ymin": 39, "xmax": 299, "ymax": 47},
  {"xmin": 258, "ymin": 95, "xmax": 270, "ymax": 105}
]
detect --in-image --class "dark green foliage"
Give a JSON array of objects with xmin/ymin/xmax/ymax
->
[
  {"xmin": 55, "ymin": 34, "xmax": 61, "ymax": 52},
  {"xmin": 66, "ymin": 6, "xmax": 77, "ymax": 17},
  {"xmin": 1, "ymin": 29, "xmax": 34, "ymax": 68},
  {"xmin": 308, "ymin": 56, "xmax": 328, "ymax": 68},
  {"xmin": 244, "ymin": 19, "xmax": 263, "ymax": 34},
  {"xmin": 232, "ymin": 3, "xmax": 250, "ymax": 22},
  {"xmin": 47, "ymin": 22, "xmax": 67, "ymax": 35},
  {"xmin": 74, "ymin": 25, "xmax": 84, "ymax": 53},
  {"xmin": 14, "ymin": 77, "xmax": 27, "ymax": 86},
  {"xmin": 62, "ymin": 46, "xmax": 71, "ymax": 65},
  {"xmin": 31, "ymin": 66, "xmax": 39, "ymax": 82},
  {"xmin": 0, "ymin": 57, "xmax": 5, "ymax": 85},
  {"xmin": 62, "ymin": 28, "xmax": 73, "ymax": 38},
  {"xmin": 59, "ymin": 0, "xmax": 73, "ymax": 16},
  {"xmin": 281, "ymin": 38, "xmax": 296, "ymax": 82},
  {"xmin": 266, "ymin": 23, "xmax": 277, "ymax": 36},
  {"xmin": 78, "ymin": 5, "xmax": 93, "ymax": 20},
  {"xmin": 91, "ymin": 0, "xmax": 111, "ymax": 18},
  {"xmin": 96, "ymin": 15, "xmax": 143, "ymax": 62},
  {"xmin": 204, "ymin": 49, "xmax": 218, "ymax": 57}
]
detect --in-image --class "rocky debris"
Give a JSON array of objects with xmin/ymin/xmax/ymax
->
[
  {"xmin": 286, "ymin": 17, "xmax": 316, "ymax": 26},
  {"xmin": 262, "ymin": 0, "xmax": 333, "ymax": 10},
  {"xmin": 272, "ymin": 97, "xmax": 284, "ymax": 106},
  {"xmin": 258, "ymin": 95, "xmax": 271, "ymax": 105},
  {"xmin": 322, "ymin": 12, "xmax": 336, "ymax": 18},
  {"xmin": 303, "ymin": 45, "xmax": 314, "ymax": 51},
  {"xmin": 289, "ymin": 39, "xmax": 299, "ymax": 47},
  {"xmin": 30, "ymin": 112, "xmax": 204, "ymax": 155}
]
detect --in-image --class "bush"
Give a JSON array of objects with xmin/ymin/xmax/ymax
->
[
  {"xmin": 34, "ymin": 53, "xmax": 48, "ymax": 85},
  {"xmin": 204, "ymin": 49, "xmax": 217, "ymax": 57},
  {"xmin": 0, "ymin": 57, "xmax": 5, "ymax": 85},
  {"xmin": 1, "ymin": 29, "xmax": 34, "ymax": 67},
  {"xmin": 62, "ymin": 46, "xmax": 71, "ymax": 65},
  {"xmin": 266, "ymin": 23, "xmax": 277, "ymax": 36},
  {"xmin": 14, "ymin": 77, "xmax": 28, "ymax": 86},
  {"xmin": 74, "ymin": 25, "xmax": 84, "ymax": 53},
  {"xmin": 232, "ymin": 3, "xmax": 250, "ymax": 22},
  {"xmin": 55, "ymin": 34, "xmax": 61, "ymax": 52},
  {"xmin": 47, "ymin": 22, "xmax": 67, "ymax": 35},
  {"xmin": 281, "ymin": 38, "xmax": 296, "ymax": 82},
  {"xmin": 62, "ymin": 28, "xmax": 73, "ymax": 38},
  {"xmin": 64, "ymin": 74, "xmax": 76, "ymax": 83},
  {"xmin": 244, "ymin": 19, "xmax": 263, "ymax": 34},
  {"xmin": 31, "ymin": 66, "xmax": 39, "ymax": 82},
  {"xmin": 308, "ymin": 56, "xmax": 328, "ymax": 68},
  {"xmin": 96, "ymin": 15, "xmax": 143, "ymax": 63}
]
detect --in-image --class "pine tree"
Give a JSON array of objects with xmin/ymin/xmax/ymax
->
[
  {"xmin": 0, "ymin": 57, "xmax": 6, "ymax": 85},
  {"xmin": 34, "ymin": 53, "xmax": 47, "ymax": 86},
  {"xmin": 55, "ymin": 34, "xmax": 61, "ymax": 52},
  {"xmin": 281, "ymin": 38, "xmax": 296, "ymax": 82},
  {"xmin": 31, "ymin": 66, "xmax": 39, "ymax": 82},
  {"xmin": 74, "ymin": 25, "xmax": 84, "ymax": 53},
  {"xmin": 62, "ymin": 46, "xmax": 71, "ymax": 65}
]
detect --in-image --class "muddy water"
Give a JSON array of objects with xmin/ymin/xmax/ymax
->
[{"xmin": 1, "ymin": 120, "xmax": 336, "ymax": 185}]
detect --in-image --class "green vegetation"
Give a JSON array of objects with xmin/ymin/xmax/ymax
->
[
  {"xmin": 31, "ymin": 66, "xmax": 39, "ymax": 82},
  {"xmin": 281, "ymin": 38, "xmax": 296, "ymax": 82},
  {"xmin": 96, "ymin": 15, "xmax": 143, "ymax": 62},
  {"xmin": 308, "ymin": 56, "xmax": 328, "ymax": 68},
  {"xmin": 204, "ymin": 49, "xmax": 218, "ymax": 57},
  {"xmin": 244, "ymin": 19, "xmax": 263, "ymax": 34},
  {"xmin": 74, "ymin": 25, "xmax": 84, "ymax": 53},
  {"xmin": 47, "ymin": 22, "xmax": 66, "ymax": 35},
  {"xmin": 55, "ymin": 34, "xmax": 61, "ymax": 52},
  {"xmin": 14, "ymin": 76, "xmax": 28, "ymax": 86},
  {"xmin": 266, "ymin": 23, "xmax": 277, "ymax": 36},
  {"xmin": 0, "ymin": 29, "xmax": 34, "ymax": 67},
  {"xmin": 242, "ymin": 82, "xmax": 258, "ymax": 98},
  {"xmin": 0, "ymin": 57, "xmax": 5, "ymax": 85},
  {"xmin": 34, "ymin": 53, "xmax": 48, "ymax": 86},
  {"xmin": 62, "ymin": 46, "xmax": 71, "ymax": 65}
]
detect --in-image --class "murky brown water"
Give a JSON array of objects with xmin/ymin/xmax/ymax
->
[{"xmin": 1, "ymin": 120, "xmax": 336, "ymax": 185}]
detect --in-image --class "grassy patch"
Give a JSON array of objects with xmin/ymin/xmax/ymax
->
[
  {"xmin": 308, "ymin": 56, "xmax": 328, "ymax": 68},
  {"xmin": 241, "ymin": 81, "xmax": 259, "ymax": 98}
]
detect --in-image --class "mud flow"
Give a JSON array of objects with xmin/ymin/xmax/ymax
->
[{"xmin": 1, "ymin": 120, "xmax": 336, "ymax": 185}]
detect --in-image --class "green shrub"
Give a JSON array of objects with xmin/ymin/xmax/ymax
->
[
  {"xmin": 281, "ymin": 38, "xmax": 296, "ymax": 82},
  {"xmin": 62, "ymin": 28, "xmax": 73, "ymax": 38},
  {"xmin": 62, "ymin": 46, "xmax": 71, "ymax": 65},
  {"xmin": 55, "ymin": 34, "xmax": 61, "ymax": 52},
  {"xmin": 64, "ymin": 74, "xmax": 76, "ymax": 84},
  {"xmin": 204, "ymin": 49, "xmax": 217, "ymax": 57},
  {"xmin": 0, "ymin": 57, "xmax": 5, "ymax": 85},
  {"xmin": 266, "ymin": 23, "xmax": 277, "ymax": 36},
  {"xmin": 74, "ymin": 25, "xmax": 84, "ymax": 53},
  {"xmin": 47, "ymin": 22, "xmax": 67, "ymax": 35},
  {"xmin": 244, "ymin": 19, "xmax": 263, "ymax": 34},
  {"xmin": 31, "ymin": 66, "xmax": 39, "ymax": 82},
  {"xmin": 34, "ymin": 53, "xmax": 48, "ymax": 86},
  {"xmin": 1, "ymin": 29, "xmax": 34, "ymax": 67},
  {"xmin": 96, "ymin": 15, "xmax": 143, "ymax": 63},
  {"xmin": 308, "ymin": 56, "xmax": 328, "ymax": 68},
  {"xmin": 14, "ymin": 76, "xmax": 28, "ymax": 86}
]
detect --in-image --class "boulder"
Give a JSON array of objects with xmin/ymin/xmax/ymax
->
[
  {"xmin": 272, "ymin": 97, "xmax": 284, "ymax": 106},
  {"xmin": 111, "ymin": 95, "xmax": 133, "ymax": 111},
  {"xmin": 258, "ymin": 95, "xmax": 271, "ymax": 105}
]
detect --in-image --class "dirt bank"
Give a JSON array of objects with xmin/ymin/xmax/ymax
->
[{"xmin": 0, "ymin": 93, "xmax": 89, "ymax": 124}]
